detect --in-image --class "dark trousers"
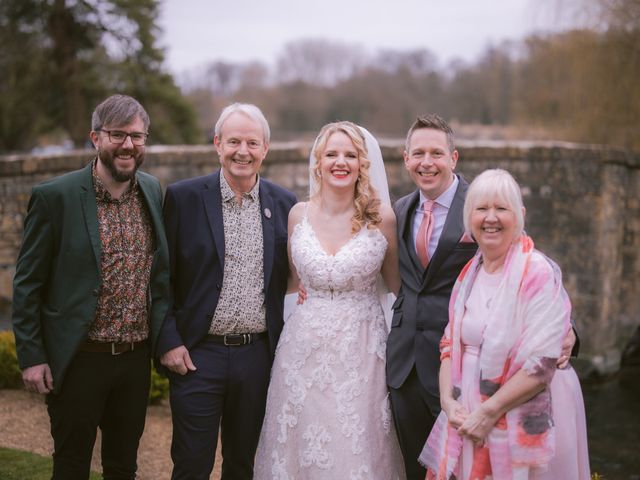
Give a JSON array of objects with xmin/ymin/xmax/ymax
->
[
  {"xmin": 168, "ymin": 336, "xmax": 271, "ymax": 480},
  {"xmin": 389, "ymin": 366, "xmax": 440, "ymax": 480},
  {"xmin": 46, "ymin": 343, "xmax": 151, "ymax": 480}
]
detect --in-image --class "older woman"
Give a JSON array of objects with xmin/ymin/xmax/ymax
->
[
  {"xmin": 420, "ymin": 169, "xmax": 590, "ymax": 479},
  {"xmin": 254, "ymin": 122, "xmax": 405, "ymax": 479}
]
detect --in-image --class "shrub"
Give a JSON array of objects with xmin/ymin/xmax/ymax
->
[
  {"xmin": 0, "ymin": 332, "xmax": 22, "ymax": 389},
  {"xmin": 149, "ymin": 364, "xmax": 169, "ymax": 405}
]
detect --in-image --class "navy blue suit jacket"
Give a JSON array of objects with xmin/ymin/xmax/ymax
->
[{"xmin": 157, "ymin": 170, "xmax": 296, "ymax": 358}]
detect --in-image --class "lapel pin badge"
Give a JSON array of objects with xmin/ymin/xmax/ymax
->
[{"xmin": 264, "ymin": 208, "xmax": 272, "ymax": 219}]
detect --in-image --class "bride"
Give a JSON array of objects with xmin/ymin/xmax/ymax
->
[{"xmin": 254, "ymin": 121, "xmax": 405, "ymax": 479}]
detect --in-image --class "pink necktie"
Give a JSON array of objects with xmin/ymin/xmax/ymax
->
[{"xmin": 416, "ymin": 200, "xmax": 435, "ymax": 268}]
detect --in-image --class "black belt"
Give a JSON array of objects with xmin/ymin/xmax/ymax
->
[
  {"xmin": 207, "ymin": 331, "xmax": 268, "ymax": 346},
  {"xmin": 78, "ymin": 340, "xmax": 147, "ymax": 355}
]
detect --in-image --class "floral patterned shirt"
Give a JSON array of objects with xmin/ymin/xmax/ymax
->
[
  {"xmin": 209, "ymin": 172, "xmax": 266, "ymax": 334},
  {"xmin": 87, "ymin": 160, "xmax": 154, "ymax": 343}
]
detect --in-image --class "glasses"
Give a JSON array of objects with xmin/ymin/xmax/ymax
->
[{"xmin": 98, "ymin": 129, "xmax": 149, "ymax": 146}]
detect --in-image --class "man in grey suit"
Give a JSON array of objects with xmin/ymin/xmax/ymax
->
[{"xmin": 386, "ymin": 114, "xmax": 477, "ymax": 479}]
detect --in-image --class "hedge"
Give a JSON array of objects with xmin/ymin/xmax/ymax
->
[{"xmin": 0, "ymin": 331, "xmax": 22, "ymax": 389}]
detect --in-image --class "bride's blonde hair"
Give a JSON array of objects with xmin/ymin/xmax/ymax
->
[{"xmin": 311, "ymin": 121, "xmax": 381, "ymax": 233}]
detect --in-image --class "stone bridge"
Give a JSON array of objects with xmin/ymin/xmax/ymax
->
[{"xmin": 1, "ymin": 141, "xmax": 638, "ymax": 376}]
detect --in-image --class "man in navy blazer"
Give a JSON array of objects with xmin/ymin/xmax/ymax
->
[{"xmin": 157, "ymin": 103, "xmax": 296, "ymax": 479}]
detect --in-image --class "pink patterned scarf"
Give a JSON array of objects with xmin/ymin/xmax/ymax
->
[{"xmin": 420, "ymin": 236, "xmax": 572, "ymax": 479}]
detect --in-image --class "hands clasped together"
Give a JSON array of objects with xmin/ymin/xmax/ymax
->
[
  {"xmin": 442, "ymin": 328, "xmax": 576, "ymax": 446},
  {"xmin": 442, "ymin": 397, "xmax": 498, "ymax": 447}
]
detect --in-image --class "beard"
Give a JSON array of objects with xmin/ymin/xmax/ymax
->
[{"xmin": 98, "ymin": 146, "xmax": 145, "ymax": 183}]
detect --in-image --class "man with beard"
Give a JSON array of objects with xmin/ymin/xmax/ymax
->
[{"xmin": 12, "ymin": 94, "xmax": 170, "ymax": 479}]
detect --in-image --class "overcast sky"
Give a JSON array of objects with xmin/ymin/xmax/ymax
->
[{"xmin": 158, "ymin": 0, "xmax": 579, "ymax": 75}]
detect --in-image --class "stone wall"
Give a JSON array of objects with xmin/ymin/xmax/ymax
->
[{"xmin": 1, "ymin": 141, "xmax": 638, "ymax": 375}]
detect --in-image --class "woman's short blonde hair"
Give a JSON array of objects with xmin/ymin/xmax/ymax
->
[
  {"xmin": 311, "ymin": 121, "xmax": 381, "ymax": 232},
  {"xmin": 463, "ymin": 168, "xmax": 525, "ymax": 238}
]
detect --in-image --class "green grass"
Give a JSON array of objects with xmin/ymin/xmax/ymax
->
[
  {"xmin": 0, "ymin": 447, "xmax": 101, "ymax": 479},
  {"xmin": 0, "ymin": 442, "xmax": 607, "ymax": 480}
]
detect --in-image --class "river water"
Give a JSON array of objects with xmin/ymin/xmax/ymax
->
[
  {"xmin": 0, "ymin": 306, "xmax": 638, "ymax": 477},
  {"xmin": 583, "ymin": 367, "xmax": 640, "ymax": 479}
]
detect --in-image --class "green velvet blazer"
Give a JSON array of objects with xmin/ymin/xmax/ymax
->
[{"xmin": 12, "ymin": 161, "xmax": 170, "ymax": 393}]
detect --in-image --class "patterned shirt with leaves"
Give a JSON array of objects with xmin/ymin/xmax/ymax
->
[{"xmin": 87, "ymin": 160, "xmax": 154, "ymax": 343}]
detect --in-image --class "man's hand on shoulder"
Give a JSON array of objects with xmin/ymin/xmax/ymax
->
[
  {"xmin": 160, "ymin": 346, "xmax": 196, "ymax": 375},
  {"xmin": 22, "ymin": 363, "xmax": 53, "ymax": 394},
  {"xmin": 557, "ymin": 328, "xmax": 577, "ymax": 369},
  {"xmin": 297, "ymin": 282, "xmax": 308, "ymax": 305}
]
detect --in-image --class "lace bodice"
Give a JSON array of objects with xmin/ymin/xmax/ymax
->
[{"xmin": 291, "ymin": 215, "xmax": 388, "ymax": 300}]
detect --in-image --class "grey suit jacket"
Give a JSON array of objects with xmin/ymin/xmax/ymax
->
[{"xmin": 386, "ymin": 175, "xmax": 477, "ymax": 403}]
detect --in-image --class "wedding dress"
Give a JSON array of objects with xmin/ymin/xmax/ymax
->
[{"xmin": 254, "ymin": 210, "xmax": 405, "ymax": 479}]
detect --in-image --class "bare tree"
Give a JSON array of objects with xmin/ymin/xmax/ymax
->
[
  {"xmin": 276, "ymin": 38, "xmax": 368, "ymax": 86},
  {"xmin": 373, "ymin": 48, "xmax": 439, "ymax": 75}
]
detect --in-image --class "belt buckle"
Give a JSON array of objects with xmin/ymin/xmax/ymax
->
[
  {"xmin": 223, "ymin": 334, "xmax": 249, "ymax": 346},
  {"xmin": 111, "ymin": 342, "xmax": 133, "ymax": 355}
]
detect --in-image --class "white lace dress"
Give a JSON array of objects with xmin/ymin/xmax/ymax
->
[{"xmin": 254, "ymin": 215, "xmax": 405, "ymax": 479}]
